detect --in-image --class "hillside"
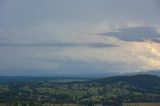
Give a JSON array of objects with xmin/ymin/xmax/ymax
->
[
  {"xmin": 0, "ymin": 74, "xmax": 160, "ymax": 105},
  {"xmin": 91, "ymin": 74, "xmax": 160, "ymax": 101},
  {"xmin": 93, "ymin": 74, "xmax": 160, "ymax": 93}
]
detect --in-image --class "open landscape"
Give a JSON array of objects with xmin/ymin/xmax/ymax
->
[
  {"xmin": 0, "ymin": 74, "xmax": 160, "ymax": 106},
  {"xmin": 0, "ymin": 0, "xmax": 160, "ymax": 106}
]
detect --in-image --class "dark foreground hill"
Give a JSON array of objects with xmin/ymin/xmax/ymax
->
[{"xmin": 0, "ymin": 74, "xmax": 160, "ymax": 105}]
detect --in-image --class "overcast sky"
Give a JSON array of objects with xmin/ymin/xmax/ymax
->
[{"xmin": 0, "ymin": 0, "xmax": 160, "ymax": 77}]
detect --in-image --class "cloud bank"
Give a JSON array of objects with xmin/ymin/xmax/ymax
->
[{"xmin": 0, "ymin": 0, "xmax": 160, "ymax": 76}]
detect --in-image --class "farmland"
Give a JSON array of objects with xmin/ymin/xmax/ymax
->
[{"xmin": 0, "ymin": 75, "xmax": 160, "ymax": 106}]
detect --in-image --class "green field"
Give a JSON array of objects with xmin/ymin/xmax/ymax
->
[
  {"xmin": 0, "ymin": 103, "xmax": 5, "ymax": 106},
  {"xmin": 0, "ymin": 75, "xmax": 160, "ymax": 105}
]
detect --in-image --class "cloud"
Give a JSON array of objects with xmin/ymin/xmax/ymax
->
[
  {"xmin": 87, "ymin": 43, "xmax": 116, "ymax": 48},
  {"xmin": 0, "ymin": 20, "xmax": 119, "ymax": 48},
  {"xmin": 35, "ymin": 41, "xmax": 160, "ymax": 72},
  {"xmin": 0, "ymin": 42, "xmax": 78, "ymax": 47},
  {"xmin": 0, "ymin": 0, "xmax": 160, "ymax": 76},
  {"xmin": 0, "ymin": 42, "xmax": 116, "ymax": 48},
  {"xmin": 156, "ymin": 27, "xmax": 160, "ymax": 33},
  {"xmin": 99, "ymin": 26, "xmax": 160, "ymax": 42}
]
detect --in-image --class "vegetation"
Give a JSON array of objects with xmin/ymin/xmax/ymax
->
[{"xmin": 0, "ymin": 74, "xmax": 160, "ymax": 106}]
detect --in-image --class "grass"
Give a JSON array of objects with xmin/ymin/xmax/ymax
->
[
  {"xmin": 0, "ymin": 103, "xmax": 5, "ymax": 106},
  {"xmin": 37, "ymin": 87, "xmax": 87, "ymax": 97}
]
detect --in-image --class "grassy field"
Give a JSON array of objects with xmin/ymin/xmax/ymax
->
[{"xmin": 0, "ymin": 103, "xmax": 5, "ymax": 106}]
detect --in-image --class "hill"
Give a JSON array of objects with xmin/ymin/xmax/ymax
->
[
  {"xmin": 93, "ymin": 74, "xmax": 160, "ymax": 92},
  {"xmin": 0, "ymin": 74, "xmax": 160, "ymax": 105},
  {"xmin": 88, "ymin": 74, "xmax": 160, "ymax": 103}
]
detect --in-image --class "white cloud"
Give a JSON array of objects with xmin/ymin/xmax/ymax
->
[
  {"xmin": 1, "ymin": 18, "xmax": 160, "ymax": 74},
  {"xmin": 9, "ymin": 21, "xmax": 159, "ymax": 73},
  {"xmin": 1, "ymin": 0, "xmax": 160, "ymax": 75},
  {"xmin": 32, "ymin": 21, "xmax": 117, "ymax": 44},
  {"xmin": 35, "ymin": 40, "xmax": 160, "ymax": 72}
]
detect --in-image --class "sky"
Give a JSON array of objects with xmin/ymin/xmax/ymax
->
[{"xmin": 0, "ymin": 0, "xmax": 160, "ymax": 77}]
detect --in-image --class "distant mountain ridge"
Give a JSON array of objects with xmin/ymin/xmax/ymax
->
[
  {"xmin": 0, "ymin": 72, "xmax": 160, "ymax": 83},
  {"xmin": 137, "ymin": 70, "xmax": 160, "ymax": 76},
  {"xmin": 0, "ymin": 76, "xmax": 94, "ymax": 83}
]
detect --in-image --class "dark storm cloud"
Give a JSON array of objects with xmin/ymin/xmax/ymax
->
[{"xmin": 100, "ymin": 27, "xmax": 160, "ymax": 42}]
